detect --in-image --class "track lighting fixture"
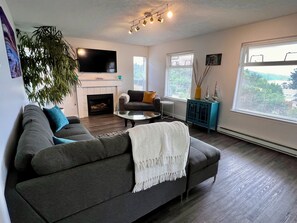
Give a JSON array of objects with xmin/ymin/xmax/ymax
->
[
  {"xmin": 167, "ymin": 10, "xmax": 173, "ymax": 18},
  {"xmin": 150, "ymin": 16, "xmax": 154, "ymax": 24},
  {"xmin": 128, "ymin": 3, "xmax": 173, "ymax": 34},
  {"xmin": 142, "ymin": 20, "xmax": 147, "ymax": 26},
  {"xmin": 158, "ymin": 15, "xmax": 164, "ymax": 23},
  {"xmin": 135, "ymin": 26, "xmax": 140, "ymax": 32}
]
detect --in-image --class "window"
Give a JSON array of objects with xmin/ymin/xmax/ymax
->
[
  {"xmin": 133, "ymin": 56, "xmax": 147, "ymax": 91},
  {"xmin": 165, "ymin": 52, "xmax": 194, "ymax": 100},
  {"xmin": 233, "ymin": 37, "xmax": 297, "ymax": 123}
]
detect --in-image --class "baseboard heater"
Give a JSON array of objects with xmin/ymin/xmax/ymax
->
[{"xmin": 218, "ymin": 126, "xmax": 297, "ymax": 157}]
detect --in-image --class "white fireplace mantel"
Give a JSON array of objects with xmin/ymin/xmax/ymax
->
[
  {"xmin": 79, "ymin": 79, "xmax": 122, "ymax": 88},
  {"xmin": 76, "ymin": 79, "xmax": 122, "ymax": 118}
]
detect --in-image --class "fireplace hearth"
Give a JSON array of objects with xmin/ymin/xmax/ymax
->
[{"xmin": 87, "ymin": 94, "xmax": 113, "ymax": 116}]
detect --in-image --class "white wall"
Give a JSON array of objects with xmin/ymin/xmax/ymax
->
[
  {"xmin": 62, "ymin": 37, "xmax": 149, "ymax": 116},
  {"xmin": 0, "ymin": 0, "xmax": 27, "ymax": 222},
  {"xmin": 149, "ymin": 13, "xmax": 297, "ymax": 150}
]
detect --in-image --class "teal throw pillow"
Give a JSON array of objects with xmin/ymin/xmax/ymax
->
[
  {"xmin": 44, "ymin": 105, "xmax": 69, "ymax": 132},
  {"xmin": 53, "ymin": 136, "xmax": 76, "ymax": 145}
]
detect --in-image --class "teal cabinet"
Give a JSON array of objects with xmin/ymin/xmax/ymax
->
[{"xmin": 186, "ymin": 99, "xmax": 219, "ymax": 133}]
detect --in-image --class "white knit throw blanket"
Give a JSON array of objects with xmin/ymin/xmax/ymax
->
[{"xmin": 128, "ymin": 121, "xmax": 190, "ymax": 193}]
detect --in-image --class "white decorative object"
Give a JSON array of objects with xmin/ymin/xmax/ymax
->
[
  {"xmin": 212, "ymin": 81, "xmax": 219, "ymax": 101},
  {"xmin": 204, "ymin": 86, "xmax": 210, "ymax": 100}
]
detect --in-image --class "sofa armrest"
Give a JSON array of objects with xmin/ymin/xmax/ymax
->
[
  {"xmin": 153, "ymin": 95, "xmax": 161, "ymax": 112},
  {"xmin": 119, "ymin": 93, "xmax": 130, "ymax": 111},
  {"xmin": 67, "ymin": 116, "xmax": 80, "ymax": 124}
]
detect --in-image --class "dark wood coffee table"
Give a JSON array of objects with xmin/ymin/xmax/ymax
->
[{"xmin": 114, "ymin": 111, "xmax": 161, "ymax": 127}]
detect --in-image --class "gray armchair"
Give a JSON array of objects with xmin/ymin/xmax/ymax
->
[{"xmin": 119, "ymin": 90, "xmax": 161, "ymax": 112}]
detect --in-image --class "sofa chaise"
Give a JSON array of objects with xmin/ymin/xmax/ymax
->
[{"xmin": 5, "ymin": 104, "xmax": 220, "ymax": 223}]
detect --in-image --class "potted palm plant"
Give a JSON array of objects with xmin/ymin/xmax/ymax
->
[{"xmin": 17, "ymin": 26, "xmax": 79, "ymax": 106}]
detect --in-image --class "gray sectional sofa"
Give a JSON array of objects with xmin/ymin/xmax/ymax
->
[{"xmin": 5, "ymin": 104, "xmax": 220, "ymax": 223}]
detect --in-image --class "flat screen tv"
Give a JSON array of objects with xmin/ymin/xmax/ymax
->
[{"xmin": 77, "ymin": 48, "xmax": 117, "ymax": 73}]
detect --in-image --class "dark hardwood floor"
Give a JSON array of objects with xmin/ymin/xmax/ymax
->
[{"xmin": 81, "ymin": 114, "xmax": 297, "ymax": 223}]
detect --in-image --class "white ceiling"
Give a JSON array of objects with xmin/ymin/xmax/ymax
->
[{"xmin": 6, "ymin": 0, "xmax": 297, "ymax": 46}]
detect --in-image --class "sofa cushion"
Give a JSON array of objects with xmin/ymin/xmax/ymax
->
[
  {"xmin": 188, "ymin": 137, "xmax": 220, "ymax": 174},
  {"xmin": 67, "ymin": 116, "xmax": 81, "ymax": 124},
  {"xmin": 124, "ymin": 102, "xmax": 155, "ymax": 111},
  {"xmin": 188, "ymin": 146, "xmax": 208, "ymax": 173},
  {"xmin": 31, "ymin": 132, "xmax": 131, "ymax": 175},
  {"xmin": 128, "ymin": 90, "xmax": 144, "ymax": 102},
  {"xmin": 43, "ymin": 105, "xmax": 69, "ymax": 132},
  {"xmin": 54, "ymin": 123, "xmax": 93, "ymax": 138}
]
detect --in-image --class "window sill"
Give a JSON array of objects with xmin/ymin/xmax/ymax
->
[
  {"xmin": 163, "ymin": 96, "xmax": 187, "ymax": 103},
  {"xmin": 231, "ymin": 109, "xmax": 297, "ymax": 125}
]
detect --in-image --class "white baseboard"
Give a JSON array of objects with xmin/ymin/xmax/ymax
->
[
  {"xmin": 218, "ymin": 126, "xmax": 297, "ymax": 157},
  {"xmin": 163, "ymin": 112, "xmax": 185, "ymax": 121}
]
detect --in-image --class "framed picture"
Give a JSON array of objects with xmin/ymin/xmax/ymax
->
[
  {"xmin": 0, "ymin": 7, "xmax": 22, "ymax": 78},
  {"xmin": 206, "ymin": 53, "xmax": 222, "ymax": 66}
]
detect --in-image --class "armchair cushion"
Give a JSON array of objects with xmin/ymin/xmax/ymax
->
[
  {"xmin": 128, "ymin": 90, "xmax": 144, "ymax": 102},
  {"xmin": 124, "ymin": 102, "xmax": 156, "ymax": 111}
]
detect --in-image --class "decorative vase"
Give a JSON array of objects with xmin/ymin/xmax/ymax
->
[
  {"xmin": 204, "ymin": 86, "xmax": 210, "ymax": 100},
  {"xmin": 195, "ymin": 86, "xmax": 202, "ymax": 99}
]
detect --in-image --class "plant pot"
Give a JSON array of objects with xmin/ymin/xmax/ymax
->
[{"xmin": 195, "ymin": 86, "xmax": 202, "ymax": 99}]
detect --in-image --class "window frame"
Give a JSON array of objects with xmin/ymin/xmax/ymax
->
[
  {"xmin": 232, "ymin": 37, "xmax": 297, "ymax": 124},
  {"xmin": 165, "ymin": 51, "xmax": 194, "ymax": 101},
  {"xmin": 133, "ymin": 56, "xmax": 147, "ymax": 91}
]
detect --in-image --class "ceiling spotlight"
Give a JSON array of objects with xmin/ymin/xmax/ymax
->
[
  {"xmin": 135, "ymin": 26, "xmax": 140, "ymax": 32},
  {"xmin": 167, "ymin": 10, "xmax": 173, "ymax": 18},
  {"xmin": 158, "ymin": 16, "xmax": 164, "ymax": 23},
  {"xmin": 128, "ymin": 29, "xmax": 133, "ymax": 34},
  {"xmin": 150, "ymin": 16, "xmax": 154, "ymax": 24},
  {"xmin": 142, "ymin": 20, "xmax": 147, "ymax": 27},
  {"xmin": 77, "ymin": 48, "xmax": 86, "ymax": 56}
]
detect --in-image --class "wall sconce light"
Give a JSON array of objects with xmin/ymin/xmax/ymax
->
[{"xmin": 128, "ymin": 3, "xmax": 173, "ymax": 34}]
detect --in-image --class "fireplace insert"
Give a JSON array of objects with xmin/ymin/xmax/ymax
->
[{"xmin": 87, "ymin": 94, "xmax": 113, "ymax": 116}]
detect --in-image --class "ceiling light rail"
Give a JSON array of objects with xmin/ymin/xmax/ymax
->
[{"xmin": 128, "ymin": 3, "xmax": 173, "ymax": 34}]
